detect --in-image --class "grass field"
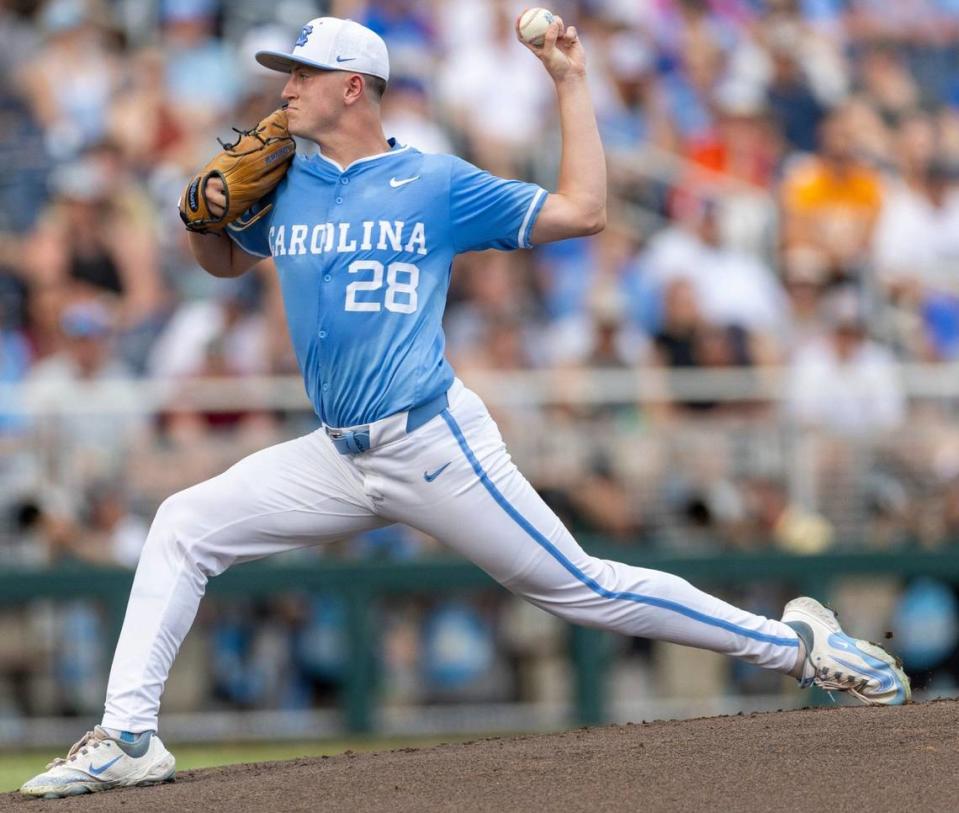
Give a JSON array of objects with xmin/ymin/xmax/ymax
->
[{"xmin": 0, "ymin": 736, "xmax": 464, "ymax": 793}]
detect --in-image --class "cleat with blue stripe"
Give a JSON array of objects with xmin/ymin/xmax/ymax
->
[
  {"xmin": 782, "ymin": 596, "xmax": 911, "ymax": 706},
  {"xmin": 19, "ymin": 726, "xmax": 175, "ymax": 798}
]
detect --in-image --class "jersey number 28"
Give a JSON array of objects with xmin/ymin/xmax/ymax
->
[{"xmin": 345, "ymin": 260, "xmax": 419, "ymax": 314}]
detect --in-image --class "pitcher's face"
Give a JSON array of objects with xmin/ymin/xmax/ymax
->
[{"xmin": 282, "ymin": 66, "xmax": 350, "ymax": 140}]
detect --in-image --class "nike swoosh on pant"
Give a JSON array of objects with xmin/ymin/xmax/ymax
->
[{"xmin": 423, "ymin": 462, "xmax": 451, "ymax": 482}]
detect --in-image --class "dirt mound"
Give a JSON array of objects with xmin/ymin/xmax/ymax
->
[{"xmin": 7, "ymin": 701, "xmax": 958, "ymax": 812}]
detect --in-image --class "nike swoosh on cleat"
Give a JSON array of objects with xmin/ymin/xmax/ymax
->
[
  {"xmin": 833, "ymin": 655, "xmax": 895, "ymax": 693},
  {"xmin": 423, "ymin": 462, "xmax": 451, "ymax": 482},
  {"xmin": 335, "ymin": 56, "xmax": 356, "ymax": 62},
  {"xmin": 390, "ymin": 176, "xmax": 420, "ymax": 188},
  {"xmin": 828, "ymin": 633, "xmax": 897, "ymax": 694},
  {"xmin": 88, "ymin": 756, "xmax": 122, "ymax": 776}
]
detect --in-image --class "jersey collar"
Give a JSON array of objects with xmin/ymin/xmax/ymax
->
[{"xmin": 313, "ymin": 138, "xmax": 411, "ymax": 173}]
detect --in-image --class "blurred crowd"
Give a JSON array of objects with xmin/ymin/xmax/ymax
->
[{"xmin": 5, "ymin": 0, "xmax": 959, "ymax": 718}]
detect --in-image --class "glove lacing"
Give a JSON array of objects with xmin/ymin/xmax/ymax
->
[{"xmin": 217, "ymin": 121, "xmax": 290, "ymax": 157}]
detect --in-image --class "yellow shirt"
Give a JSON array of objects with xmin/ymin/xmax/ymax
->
[{"xmin": 784, "ymin": 159, "xmax": 882, "ymax": 217}]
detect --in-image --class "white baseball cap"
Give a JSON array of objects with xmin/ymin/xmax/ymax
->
[{"xmin": 255, "ymin": 17, "xmax": 390, "ymax": 81}]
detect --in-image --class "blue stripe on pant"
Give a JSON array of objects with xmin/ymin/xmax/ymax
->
[{"xmin": 440, "ymin": 410, "xmax": 798, "ymax": 650}]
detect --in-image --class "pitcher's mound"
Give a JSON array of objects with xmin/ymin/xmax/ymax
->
[{"xmin": 7, "ymin": 701, "xmax": 958, "ymax": 812}]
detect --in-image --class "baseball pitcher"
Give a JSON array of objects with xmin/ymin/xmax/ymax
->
[{"xmin": 22, "ymin": 14, "xmax": 908, "ymax": 799}]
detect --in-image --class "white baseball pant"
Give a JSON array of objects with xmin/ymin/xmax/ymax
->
[{"xmin": 103, "ymin": 380, "xmax": 800, "ymax": 733}]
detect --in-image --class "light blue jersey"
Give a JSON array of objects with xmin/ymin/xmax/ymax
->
[{"xmin": 227, "ymin": 140, "xmax": 546, "ymax": 428}]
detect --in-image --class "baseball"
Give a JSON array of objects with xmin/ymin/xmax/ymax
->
[{"xmin": 518, "ymin": 7, "xmax": 556, "ymax": 47}]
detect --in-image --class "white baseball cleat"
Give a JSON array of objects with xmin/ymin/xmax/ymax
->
[
  {"xmin": 782, "ymin": 596, "xmax": 911, "ymax": 706},
  {"xmin": 19, "ymin": 726, "xmax": 175, "ymax": 799}
]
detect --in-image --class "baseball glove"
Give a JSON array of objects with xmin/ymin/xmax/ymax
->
[{"xmin": 179, "ymin": 107, "xmax": 296, "ymax": 234}]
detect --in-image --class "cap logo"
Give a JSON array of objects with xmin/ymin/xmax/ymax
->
[
  {"xmin": 295, "ymin": 24, "xmax": 313, "ymax": 48},
  {"xmin": 335, "ymin": 55, "xmax": 356, "ymax": 62}
]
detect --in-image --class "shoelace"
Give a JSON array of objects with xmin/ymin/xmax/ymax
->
[
  {"xmin": 46, "ymin": 729, "xmax": 108, "ymax": 769},
  {"xmin": 812, "ymin": 666, "xmax": 870, "ymax": 704}
]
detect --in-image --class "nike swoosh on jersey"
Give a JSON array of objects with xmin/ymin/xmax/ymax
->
[
  {"xmin": 88, "ymin": 755, "xmax": 123, "ymax": 776},
  {"xmin": 423, "ymin": 462, "xmax": 451, "ymax": 482},
  {"xmin": 335, "ymin": 55, "xmax": 356, "ymax": 62},
  {"xmin": 390, "ymin": 176, "xmax": 421, "ymax": 188}
]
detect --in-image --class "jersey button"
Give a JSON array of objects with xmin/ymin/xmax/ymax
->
[
  {"xmin": 335, "ymin": 196, "xmax": 343, "ymax": 204},
  {"xmin": 323, "ymin": 274, "xmax": 332, "ymax": 282},
  {"xmin": 322, "ymin": 383, "xmax": 330, "ymax": 392},
  {"xmin": 319, "ymin": 330, "xmax": 327, "ymax": 339},
  {"xmin": 340, "ymin": 177, "xmax": 349, "ymax": 184}
]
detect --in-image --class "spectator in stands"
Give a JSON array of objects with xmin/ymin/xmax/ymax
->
[
  {"xmin": 146, "ymin": 272, "xmax": 270, "ymax": 380},
  {"xmin": 681, "ymin": 83, "xmax": 782, "ymax": 256},
  {"xmin": 445, "ymin": 250, "xmax": 540, "ymax": 371},
  {"xmin": 658, "ymin": 8, "xmax": 727, "ymax": 145},
  {"xmin": 9, "ymin": 478, "xmax": 148, "ymax": 569},
  {"xmin": 581, "ymin": 283, "xmax": 646, "ymax": 369},
  {"xmin": 781, "ymin": 105, "xmax": 884, "ymax": 283},
  {"xmin": 77, "ymin": 480, "xmax": 149, "ymax": 568},
  {"xmin": 786, "ymin": 293, "xmax": 906, "ymax": 434},
  {"xmin": 640, "ymin": 193, "xmax": 787, "ymax": 352},
  {"xmin": 753, "ymin": 0, "xmax": 849, "ymax": 108},
  {"xmin": 686, "ymin": 83, "xmax": 780, "ymax": 192},
  {"xmin": 647, "ymin": 277, "xmax": 755, "ymax": 417},
  {"xmin": 358, "ymin": 0, "xmax": 436, "ymax": 78},
  {"xmin": 595, "ymin": 31, "xmax": 675, "ymax": 154},
  {"xmin": 779, "ymin": 246, "xmax": 831, "ymax": 356},
  {"xmin": 859, "ymin": 45, "xmax": 922, "ymax": 127},
  {"xmin": 160, "ymin": 0, "xmax": 240, "ymax": 126},
  {"xmin": 763, "ymin": 40, "xmax": 826, "ymax": 154},
  {"xmin": 874, "ymin": 155, "xmax": 959, "ymax": 359},
  {"xmin": 436, "ymin": 0, "xmax": 552, "ymax": 175},
  {"xmin": 649, "ymin": 277, "xmax": 705, "ymax": 372},
  {"xmin": 23, "ymin": 300, "xmax": 147, "ymax": 490},
  {"xmin": 539, "ymin": 447, "xmax": 648, "ymax": 543},
  {"xmin": 19, "ymin": 0, "xmax": 121, "ymax": 159},
  {"xmin": 540, "ymin": 221, "xmax": 648, "ymax": 368},
  {"xmin": 106, "ymin": 46, "xmax": 189, "ymax": 172},
  {"xmin": 24, "ymin": 147, "xmax": 168, "ymax": 368}
]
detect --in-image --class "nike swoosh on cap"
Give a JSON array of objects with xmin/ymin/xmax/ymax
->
[
  {"xmin": 336, "ymin": 55, "xmax": 356, "ymax": 62},
  {"xmin": 390, "ymin": 176, "xmax": 420, "ymax": 188}
]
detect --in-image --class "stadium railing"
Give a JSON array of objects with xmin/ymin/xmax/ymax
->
[{"xmin": 0, "ymin": 545, "xmax": 945, "ymax": 732}]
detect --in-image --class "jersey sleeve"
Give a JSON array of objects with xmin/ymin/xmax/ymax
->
[
  {"xmin": 224, "ymin": 194, "xmax": 275, "ymax": 258},
  {"xmin": 448, "ymin": 156, "xmax": 547, "ymax": 253}
]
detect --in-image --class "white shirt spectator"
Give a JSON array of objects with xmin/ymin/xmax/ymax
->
[
  {"xmin": 146, "ymin": 299, "xmax": 269, "ymax": 379},
  {"xmin": 873, "ymin": 179, "xmax": 959, "ymax": 289},
  {"xmin": 786, "ymin": 336, "xmax": 905, "ymax": 434},
  {"xmin": 437, "ymin": 21, "xmax": 552, "ymax": 150},
  {"xmin": 642, "ymin": 226, "xmax": 787, "ymax": 332},
  {"xmin": 24, "ymin": 354, "xmax": 147, "ymax": 492}
]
